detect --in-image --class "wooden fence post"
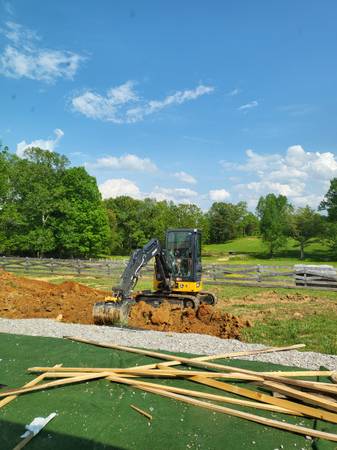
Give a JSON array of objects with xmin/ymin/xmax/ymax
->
[
  {"xmin": 257, "ymin": 265, "xmax": 261, "ymax": 283},
  {"xmin": 212, "ymin": 264, "xmax": 217, "ymax": 281},
  {"xmin": 76, "ymin": 259, "xmax": 81, "ymax": 275}
]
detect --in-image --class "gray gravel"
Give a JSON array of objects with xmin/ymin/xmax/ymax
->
[{"xmin": 0, "ymin": 317, "xmax": 336, "ymax": 370}]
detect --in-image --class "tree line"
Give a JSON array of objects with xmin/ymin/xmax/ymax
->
[{"xmin": 1, "ymin": 146, "xmax": 337, "ymax": 259}]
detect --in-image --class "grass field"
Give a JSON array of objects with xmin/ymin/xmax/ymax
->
[
  {"xmin": 203, "ymin": 236, "xmax": 337, "ymax": 266},
  {"xmin": 27, "ymin": 272, "xmax": 337, "ymax": 355}
]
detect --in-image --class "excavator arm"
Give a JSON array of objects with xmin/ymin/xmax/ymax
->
[
  {"xmin": 114, "ymin": 238, "xmax": 173, "ymax": 300},
  {"xmin": 93, "ymin": 238, "xmax": 174, "ymax": 324}
]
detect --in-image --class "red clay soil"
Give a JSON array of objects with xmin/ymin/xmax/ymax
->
[
  {"xmin": 0, "ymin": 270, "xmax": 107, "ymax": 324},
  {"xmin": 128, "ymin": 301, "xmax": 249, "ymax": 339},
  {"xmin": 0, "ymin": 270, "xmax": 248, "ymax": 338}
]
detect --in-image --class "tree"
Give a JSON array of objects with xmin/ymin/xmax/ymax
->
[
  {"xmin": 104, "ymin": 196, "xmax": 146, "ymax": 254},
  {"xmin": 207, "ymin": 201, "xmax": 249, "ymax": 243},
  {"xmin": 240, "ymin": 212, "xmax": 259, "ymax": 237},
  {"xmin": 9, "ymin": 148, "xmax": 69, "ymax": 256},
  {"xmin": 319, "ymin": 178, "xmax": 337, "ymax": 220},
  {"xmin": 290, "ymin": 206, "xmax": 323, "ymax": 259},
  {"xmin": 323, "ymin": 222, "xmax": 337, "ymax": 255},
  {"xmin": 0, "ymin": 147, "xmax": 110, "ymax": 258},
  {"xmin": 256, "ymin": 194, "xmax": 292, "ymax": 257},
  {"xmin": 55, "ymin": 167, "xmax": 110, "ymax": 258}
]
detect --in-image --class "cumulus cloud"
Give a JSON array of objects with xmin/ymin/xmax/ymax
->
[
  {"xmin": 238, "ymin": 100, "xmax": 258, "ymax": 111},
  {"xmin": 99, "ymin": 178, "xmax": 142, "ymax": 199},
  {"xmin": 98, "ymin": 179, "xmax": 199, "ymax": 204},
  {"xmin": 209, "ymin": 189, "xmax": 230, "ymax": 202},
  {"xmin": 222, "ymin": 145, "xmax": 337, "ymax": 208},
  {"xmin": 0, "ymin": 22, "xmax": 85, "ymax": 83},
  {"xmin": 148, "ymin": 186, "xmax": 198, "ymax": 203},
  {"xmin": 86, "ymin": 154, "xmax": 157, "ymax": 172},
  {"xmin": 173, "ymin": 171, "xmax": 197, "ymax": 184},
  {"xmin": 16, "ymin": 128, "xmax": 64, "ymax": 157},
  {"xmin": 71, "ymin": 82, "xmax": 214, "ymax": 124}
]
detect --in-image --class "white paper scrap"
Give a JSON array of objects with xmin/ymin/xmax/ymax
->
[{"xmin": 21, "ymin": 413, "xmax": 57, "ymax": 438}]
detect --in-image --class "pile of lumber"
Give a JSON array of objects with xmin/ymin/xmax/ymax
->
[{"xmin": 1, "ymin": 338, "xmax": 337, "ymax": 443}]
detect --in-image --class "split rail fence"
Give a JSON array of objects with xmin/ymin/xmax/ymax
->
[{"xmin": 1, "ymin": 256, "xmax": 337, "ymax": 292}]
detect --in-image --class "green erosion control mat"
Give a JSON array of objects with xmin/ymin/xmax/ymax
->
[{"xmin": 0, "ymin": 332, "xmax": 336, "ymax": 450}]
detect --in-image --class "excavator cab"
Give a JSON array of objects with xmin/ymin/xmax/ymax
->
[
  {"xmin": 93, "ymin": 228, "xmax": 216, "ymax": 325},
  {"xmin": 166, "ymin": 229, "xmax": 202, "ymax": 281},
  {"xmin": 164, "ymin": 229, "xmax": 202, "ymax": 294}
]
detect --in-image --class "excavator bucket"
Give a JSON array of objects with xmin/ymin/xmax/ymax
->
[{"xmin": 92, "ymin": 299, "xmax": 134, "ymax": 325}]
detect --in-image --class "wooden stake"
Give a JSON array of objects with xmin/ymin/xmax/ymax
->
[
  {"xmin": 12, "ymin": 431, "xmax": 34, "ymax": 450},
  {"xmin": 28, "ymin": 367, "xmax": 264, "ymax": 381},
  {"xmin": 0, "ymin": 372, "xmax": 110, "ymax": 399},
  {"xmin": 63, "ymin": 337, "xmax": 337, "ymax": 389},
  {"xmin": 108, "ymin": 375, "xmax": 299, "ymax": 415},
  {"xmin": 155, "ymin": 363, "xmax": 334, "ymax": 379},
  {"xmin": 260, "ymin": 377, "xmax": 337, "ymax": 395},
  {"xmin": 130, "ymin": 404, "xmax": 153, "ymax": 421},
  {"xmin": 0, "ymin": 364, "xmax": 62, "ymax": 410},
  {"xmin": 193, "ymin": 344, "xmax": 306, "ymax": 361},
  {"xmin": 191, "ymin": 376, "xmax": 337, "ymax": 424},
  {"xmin": 124, "ymin": 382, "xmax": 337, "ymax": 442},
  {"xmin": 260, "ymin": 381, "xmax": 337, "ymax": 413}
]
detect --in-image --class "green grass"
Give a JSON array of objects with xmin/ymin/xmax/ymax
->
[
  {"xmin": 208, "ymin": 283, "xmax": 337, "ymax": 354},
  {"xmin": 242, "ymin": 314, "xmax": 337, "ymax": 354},
  {"xmin": 203, "ymin": 236, "xmax": 337, "ymax": 266}
]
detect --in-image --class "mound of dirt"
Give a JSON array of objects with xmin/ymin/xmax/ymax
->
[
  {"xmin": 128, "ymin": 301, "xmax": 249, "ymax": 339},
  {"xmin": 0, "ymin": 270, "xmax": 249, "ymax": 338},
  {"xmin": 0, "ymin": 270, "xmax": 108, "ymax": 324}
]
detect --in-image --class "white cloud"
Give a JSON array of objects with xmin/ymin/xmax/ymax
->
[
  {"xmin": 223, "ymin": 145, "xmax": 337, "ymax": 208},
  {"xmin": 98, "ymin": 179, "xmax": 199, "ymax": 204},
  {"xmin": 71, "ymin": 83, "xmax": 214, "ymax": 124},
  {"xmin": 173, "ymin": 171, "xmax": 197, "ymax": 184},
  {"xmin": 87, "ymin": 154, "xmax": 157, "ymax": 172},
  {"xmin": 148, "ymin": 186, "xmax": 198, "ymax": 204},
  {"xmin": 228, "ymin": 88, "xmax": 240, "ymax": 96},
  {"xmin": 16, "ymin": 128, "xmax": 64, "ymax": 157},
  {"xmin": 209, "ymin": 189, "xmax": 230, "ymax": 202},
  {"xmin": 238, "ymin": 100, "xmax": 258, "ymax": 111},
  {"xmin": 0, "ymin": 22, "xmax": 85, "ymax": 83},
  {"xmin": 99, "ymin": 178, "xmax": 141, "ymax": 199}
]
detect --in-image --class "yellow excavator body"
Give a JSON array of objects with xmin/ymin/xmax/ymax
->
[{"xmin": 93, "ymin": 228, "xmax": 216, "ymax": 325}]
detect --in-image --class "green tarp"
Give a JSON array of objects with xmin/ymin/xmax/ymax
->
[{"xmin": 0, "ymin": 332, "xmax": 336, "ymax": 449}]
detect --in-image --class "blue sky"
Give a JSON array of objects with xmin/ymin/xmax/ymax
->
[{"xmin": 1, "ymin": 0, "xmax": 337, "ymax": 210}]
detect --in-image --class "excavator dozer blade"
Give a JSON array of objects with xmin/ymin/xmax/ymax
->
[{"xmin": 92, "ymin": 299, "xmax": 135, "ymax": 326}]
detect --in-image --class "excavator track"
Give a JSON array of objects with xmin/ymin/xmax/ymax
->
[
  {"xmin": 134, "ymin": 291, "xmax": 201, "ymax": 309},
  {"xmin": 196, "ymin": 291, "xmax": 217, "ymax": 306}
]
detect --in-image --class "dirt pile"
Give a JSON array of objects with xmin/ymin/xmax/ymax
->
[
  {"xmin": 0, "ymin": 270, "xmax": 108, "ymax": 324},
  {"xmin": 128, "ymin": 301, "xmax": 249, "ymax": 339},
  {"xmin": 0, "ymin": 270, "xmax": 249, "ymax": 338}
]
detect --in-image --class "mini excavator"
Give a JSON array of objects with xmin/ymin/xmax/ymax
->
[{"xmin": 93, "ymin": 228, "xmax": 216, "ymax": 324}]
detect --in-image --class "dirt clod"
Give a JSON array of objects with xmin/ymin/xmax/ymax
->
[{"xmin": 128, "ymin": 301, "xmax": 245, "ymax": 339}]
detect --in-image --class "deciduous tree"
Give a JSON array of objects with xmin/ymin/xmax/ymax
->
[{"xmin": 256, "ymin": 194, "xmax": 292, "ymax": 257}]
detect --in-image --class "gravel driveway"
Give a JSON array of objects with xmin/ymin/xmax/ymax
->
[{"xmin": 0, "ymin": 317, "xmax": 336, "ymax": 370}]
